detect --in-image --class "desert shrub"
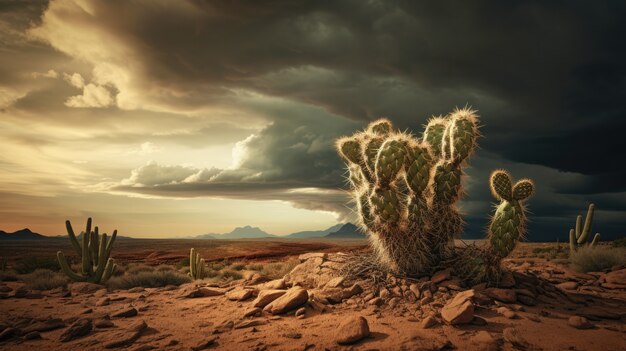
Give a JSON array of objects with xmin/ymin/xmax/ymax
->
[
  {"xmin": 178, "ymin": 257, "xmax": 190, "ymax": 268},
  {"xmin": 14, "ymin": 256, "xmax": 59, "ymax": 274},
  {"xmin": 155, "ymin": 264, "xmax": 175, "ymax": 272},
  {"xmin": 231, "ymin": 263, "xmax": 246, "ymax": 271},
  {"xmin": 532, "ymin": 245, "xmax": 567, "ymax": 260},
  {"xmin": 0, "ymin": 270, "xmax": 18, "ymax": 282},
  {"xmin": 179, "ymin": 266, "xmax": 191, "ymax": 275},
  {"xmin": 612, "ymin": 237, "xmax": 626, "ymax": 248},
  {"xmin": 21, "ymin": 269, "xmax": 69, "ymax": 290},
  {"xmin": 219, "ymin": 269, "xmax": 243, "ymax": 281},
  {"xmin": 246, "ymin": 264, "xmax": 263, "ymax": 271},
  {"xmin": 112, "ymin": 264, "xmax": 126, "ymax": 276},
  {"xmin": 570, "ymin": 246, "xmax": 626, "ymax": 272},
  {"xmin": 125, "ymin": 263, "xmax": 154, "ymax": 275},
  {"xmin": 260, "ymin": 259, "xmax": 299, "ymax": 279},
  {"xmin": 107, "ymin": 270, "xmax": 191, "ymax": 290}
]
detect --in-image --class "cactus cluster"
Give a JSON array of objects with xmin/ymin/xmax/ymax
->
[
  {"xmin": 189, "ymin": 248, "xmax": 206, "ymax": 280},
  {"xmin": 336, "ymin": 108, "xmax": 534, "ymax": 280},
  {"xmin": 57, "ymin": 218, "xmax": 117, "ymax": 284},
  {"xmin": 569, "ymin": 204, "xmax": 600, "ymax": 253}
]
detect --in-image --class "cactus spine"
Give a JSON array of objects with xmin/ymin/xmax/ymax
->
[
  {"xmin": 569, "ymin": 204, "xmax": 600, "ymax": 253},
  {"xmin": 336, "ymin": 108, "xmax": 535, "ymax": 281},
  {"xmin": 189, "ymin": 248, "xmax": 206, "ymax": 280},
  {"xmin": 56, "ymin": 218, "xmax": 117, "ymax": 284}
]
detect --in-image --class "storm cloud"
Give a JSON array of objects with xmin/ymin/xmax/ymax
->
[{"xmin": 1, "ymin": 0, "xmax": 624, "ymax": 238}]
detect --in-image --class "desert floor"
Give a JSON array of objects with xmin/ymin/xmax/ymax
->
[{"xmin": 0, "ymin": 240, "xmax": 625, "ymax": 350}]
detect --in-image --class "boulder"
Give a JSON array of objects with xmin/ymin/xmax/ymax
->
[
  {"xmin": 335, "ymin": 316, "xmax": 370, "ymax": 345},
  {"xmin": 264, "ymin": 287, "xmax": 308, "ymax": 314},
  {"xmin": 431, "ymin": 269, "xmax": 451, "ymax": 284},
  {"xmin": 568, "ymin": 316, "xmax": 594, "ymax": 329},
  {"xmin": 258, "ymin": 278, "xmax": 286, "ymax": 290},
  {"xmin": 420, "ymin": 315, "xmax": 438, "ymax": 329},
  {"xmin": 441, "ymin": 289, "xmax": 475, "ymax": 325},
  {"xmin": 225, "ymin": 289, "xmax": 253, "ymax": 301},
  {"xmin": 485, "ymin": 288, "xmax": 517, "ymax": 303},
  {"xmin": 253, "ymin": 289, "xmax": 286, "ymax": 308},
  {"xmin": 180, "ymin": 286, "xmax": 224, "ymax": 298}
]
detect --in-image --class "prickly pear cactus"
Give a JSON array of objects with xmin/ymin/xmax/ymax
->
[
  {"xmin": 336, "ymin": 108, "xmax": 535, "ymax": 281},
  {"xmin": 56, "ymin": 218, "xmax": 117, "ymax": 284},
  {"xmin": 568, "ymin": 204, "xmax": 600, "ymax": 253}
]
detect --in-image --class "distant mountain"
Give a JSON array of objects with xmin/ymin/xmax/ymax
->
[
  {"xmin": 0, "ymin": 228, "xmax": 49, "ymax": 240},
  {"xmin": 325, "ymin": 223, "xmax": 366, "ymax": 239},
  {"xmin": 221, "ymin": 226, "xmax": 276, "ymax": 239},
  {"xmin": 286, "ymin": 223, "xmax": 345, "ymax": 238},
  {"xmin": 194, "ymin": 233, "xmax": 218, "ymax": 240}
]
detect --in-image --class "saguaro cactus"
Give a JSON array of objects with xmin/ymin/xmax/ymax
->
[
  {"xmin": 569, "ymin": 204, "xmax": 600, "ymax": 253},
  {"xmin": 189, "ymin": 248, "xmax": 206, "ymax": 280},
  {"xmin": 336, "ymin": 108, "xmax": 535, "ymax": 280},
  {"xmin": 56, "ymin": 218, "xmax": 117, "ymax": 284}
]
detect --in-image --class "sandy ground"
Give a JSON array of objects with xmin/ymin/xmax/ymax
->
[{"xmin": 1, "ymin": 244, "xmax": 625, "ymax": 350}]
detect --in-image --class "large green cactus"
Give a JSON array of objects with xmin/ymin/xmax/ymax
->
[
  {"xmin": 56, "ymin": 218, "xmax": 117, "ymax": 284},
  {"xmin": 189, "ymin": 248, "xmax": 206, "ymax": 280},
  {"xmin": 568, "ymin": 204, "xmax": 600, "ymax": 253},
  {"xmin": 336, "ymin": 108, "xmax": 535, "ymax": 279}
]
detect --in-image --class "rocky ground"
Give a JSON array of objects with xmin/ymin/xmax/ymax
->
[{"xmin": 1, "ymin": 252, "xmax": 625, "ymax": 350}]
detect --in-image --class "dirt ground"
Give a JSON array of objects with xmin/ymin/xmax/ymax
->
[{"xmin": 0, "ymin": 242, "xmax": 625, "ymax": 350}]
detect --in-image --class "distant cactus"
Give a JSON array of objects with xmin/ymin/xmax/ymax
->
[
  {"xmin": 189, "ymin": 248, "xmax": 206, "ymax": 280},
  {"xmin": 56, "ymin": 218, "xmax": 117, "ymax": 284},
  {"xmin": 336, "ymin": 108, "xmax": 535, "ymax": 282},
  {"xmin": 569, "ymin": 204, "xmax": 600, "ymax": 253}
]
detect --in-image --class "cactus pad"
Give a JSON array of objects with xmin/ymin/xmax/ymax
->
[
  {"xmin": 490, "ymin": 170, "xmax": 513, "ymax": 201},
  {"xmin": 512, "ymin": 179, "xmax": 534, "ymax": 200}
]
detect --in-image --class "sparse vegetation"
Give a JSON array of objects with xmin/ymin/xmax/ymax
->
[
  {"xmin": 260, "ymin": 259, "xmax": 299, "ymax": 279},
  {"xmin": 531, "ymin": 245, "xmax": 568, "ymax": 260},
  {"xmin": 14, "ymin": 256, "xmax": 60, "ymax": 274},
  {"xmin": 570, "ymin": 246, "xmax": 626, "ymax": 273},
  {"xmin": 106, "ymin": 270, "xmax": 191, "ymax": 290},
  {"xmin": 126, "ymin": 263, "xmax": 155, "ymax": 275},
  {"xmin": 612, "ymin": 237, "xmax": 626, "ymax": 248},
  {"xmin": 0, "ymin": 270, "xmax": 18, "ymax": 282},
  {"xmin": 21, "ymin": 269, "xmax": 69, "ymax": 290}
]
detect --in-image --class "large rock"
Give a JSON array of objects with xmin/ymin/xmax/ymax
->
[
  {"xmin": 258, "ymin": 278, "xmax": 286, "ymax": 290},
  {"xmin": 60, "ymin": 319, "xmax": 92, "ymax": 342},
  {"xmin": 485, "ymin": 288, "xmax": 517, "ymax": 303},
  {"xmin": 603, "ymin": 269, "xmax": 626, "ymax": 289},
  {"xmin": 23, "ymin": 318, "xmax": 65, "ymax": 333},
  {"xmin": 225, "ymin": 289, "xmax": 253, "ymax": 301},
  {"xmin": 264, "ymin": 287, "xmax": 308, "ymax": 314},
  {"xmin": 568, "ymin": 316, "xmax": 594, "ymax": 329},
  {"xmin": 253, "ymin": 289, "xmax": 286, "ymax": 308},
  {"xmin": 441, "ymin": 289, "xmax": 475, "ymax": 325},
  {"xmin": 180, "ymin": 286, "xmax": 224, "ymax": 298},
  {"xmin": 335, "ymin": 316, "xmax": 370, "ymax": 345}
]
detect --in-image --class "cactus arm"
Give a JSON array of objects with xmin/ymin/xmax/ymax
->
[
  {"xmin": 81, "ymin": 227, "xmax": 91, "ymax": 275},
  {"xmin": 105, "ymin": 230, "xmax": 117, "ymax": 259},
  {"xmin": 91, "ymin": 233, "xmax": 108, "ymax": 283},
  {"xmin": 189, "ymin": 248, "xmax": 197, "ymax": 278},
  {"xmin": 577, "ymin": 204, "xmax": 595, "ymax": 244},
  {"xmin": 57, "ymin": 251, "xmax": 87, "ymax": 282},
  {"xmin": 90, "ymin": 228, "xmax": 99, "ymax": 267},
  {"xmin": 101, "ymin": 259, "xmax": 116, "ymax": 283},
  {"xmin": 199, "ymin": 258, "xmax": 206, "ymax": 279},
  {"xmin": 590, "ymin": 233, "xmax": 600, "ymax": 247},
  {"xmin": 569, "ymin": 229, "xmax": 577, "ymax": 252},
  {"xmin": 575, "ymin": 215, "xmax": 582, "ymax": 240},
  {"xmin": 65, "ymin": 220, "xmax": 82, "ymax": 256}
]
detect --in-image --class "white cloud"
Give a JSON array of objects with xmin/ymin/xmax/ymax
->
[
  {"xmin": 63, "ymin": 72, "xmax": 85, "ymax": 88},
  {"xmin": 31, "ymin": 69, "xmax": 59, "ymax": 79},
  {"xmin": 65, "ymin": 82, "xmax": 115, "ymax": 108}
]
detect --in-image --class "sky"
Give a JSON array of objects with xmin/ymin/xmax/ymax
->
[{"xmin": 0, "ymin": 0, "xmax": 625, "ymax": 240}]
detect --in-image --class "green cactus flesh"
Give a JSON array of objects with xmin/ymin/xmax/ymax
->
[
  {"xmin": 375, "ymin": 139, "xmax": 406, "ymax": 185},
  {"xmin": 189, "ymin": 248, "xmax": 206, "ymax": 280},
  {"xmin": 490, "ymin": 170, "xmax": 513, "ymax": 201},
  {"xmin": 433, "ymin": 161, "xmax": 462, "ymax": 205},
  {"xmin": 370, "ymin": 187, "xmax": 403, "ymax": 224},
  {"xmin": 423, "ymin": 118, "xmax": 447, "ymax": 158},
  {"xmin": 488, "ymin": 201, "xmax": 525, "ymax": 258},
  {"xmin": 404, "ymin": 143, "xmax": 433, "ymax": 194}
]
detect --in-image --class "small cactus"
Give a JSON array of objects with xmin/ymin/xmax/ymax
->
[
  {"xmin": 189, "ymin": 248, "xmax": 206, "ymax": 280},
  {"xmin": 569, "ymin": 204, "xmax": 600, "ymax": 253},
  {"xmin": 56, "ymin": 218, "xmax": 117, "ymax": 284}
]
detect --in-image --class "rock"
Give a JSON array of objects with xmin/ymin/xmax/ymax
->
[
  {"xmin": 568, "ymin": 316, "xmax": 594, "ymax": 329},
  {"xmin": 112, "ymin": 306, "xmax": 138, "ymax": 318},
  {"xmin": 441, "ymin": 289, "xmax": 475, "ymax": 325},
  {"xmin": 298, "ymin": 252, "xmax": 327, "ymax": 261},
  {"xmin": 379, "ymin": 288, "xmax": 390, "ymax": 299},
  {"xmin": 181, "ymin": 286, "xmax": 223, "ymax": 298},
  {"xmin": 258, "ymin": 278, "xmax": 286, "ymax": 290},
  {"xmin": 234, "ymin": 319, "xmax": 266, "ymax": 329},
  {"xmin": 12, "ymin": 286, "xmax": 29, "ymax": 298},
  {"xmin": 343, "ymin": 283, "xmax": 363, "ymax": 299},
  {"xmin": 81, "ymin": 308, "xmax": 93, "ymax": 314},
  {"xmin": 69, "ymin": 282, "xmax": 104, "ymax": 295},
  {"xmin": 95, "ymin": 319, "xmax": 115, "ymax": 328},
  {"xmin": 516, "ymin": 294, "xmax": 536, "ymax": 306},
  {"xmin": 253, "ymin": 289, "xmax": 286, "ymax": 308},
  {"xmin": 0, "ymin": 286, "xmax": 12, "ymax": 293},
  {"xmin": 127, "ymin": 287, "xmax": 145, "ymax": 293},
  {"xmin": 243, "ymin": 307, "xmax": 262, "ymax": 318},
  {"xmin": 264, "ymin": 287, "xmax": 308, "ymax": 315},
  {"xmin": 499, "ymin": 271, "xmax": 516, "ymax": 288},
  {"xmin": 22, "ymin": 318, "xmax": 65, "ymax": 333},
  {"xmin": 104, "ymin": 320, "xmax": 147, "ymax": 348},
  {"xmin": 23, "ymin": 331, "xmax": 42, "ymax": 340},
  {"xmin": 283, "ymin": 331, "xmax": 302, "ymax": 339},
  {"xmin": 603, "ymin": 269, "xmax": 626, "ymax": 289},
  {"xmin": 368, "ymin": 297, "xmax": 383, "ymax": 306},
  {"xmin": 295, "ymin": 307, "xmax": 306, "ymax": 318},
  {"xmin": 335, "ymin": 316, "xmax": 370, "ymax": 345},
  {"xmin": 96, "ymin": 297, "xmax": 111, "ymax": 306},
  {"xmin": 485, "ymin": 288, "xmax": 517, "ymax": 303},
  {"xmin": 0, "ymin": 327, "xmax": 19, "ymax": 341},
  {"xmin": 409, "ymin": 284, "xmax": 421, "ymax": 299},
  {"xmin": 308, "ymin": 299, "xmax": 327, "ymax": 313},
  {"xmin": 420, "ymin": 316, "xmax": 438, "ymax": 329},
  {"xmin": 60, "ymin": 318, "xmax": 92, "ymax": 342},
  {"xmin": 503, "ymin": 327, "xmax": 530, "ymax": 349},
  {"xmin": 470, "ymin": 331, "xmax": 499, "ymax": 351},
  {"xmin": 556, "ymin": 281, "xmax": 579, "ymax": 290},
  {"xmin": 225, "ymin": 289, "xmax": 253, "ymax": 301},
  {"xmin": 325, "ymin": 276, "xmax": 345, "ymax": 288},
  {"xmin": 471, "ymin": 316, "xmax": 488, "ymax": 326},
  {"xmin": 431, "ymin": 269, "xmax": 451, "ymax": 284},
  {"xmin": 191, "ymin": 336, "xmax": 217, "ymax": 351},
  {"xmin": 497, "ymin": 307, "xmax": 518, "ymax": 319}
]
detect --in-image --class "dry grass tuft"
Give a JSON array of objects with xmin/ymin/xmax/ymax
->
[
  {"xmin": 570, "ymin": 246, "xmax": 626, "ymax": 273},
  {"xmin": 107, "ymin": 270, "xmax": 191, "ymax": 290},
  {"xmin": 260, "ymin": 259, "xmax": 299, "ymax": 279},
  {"xmin": 21, "ymin": 269, "xmax": 69, "ymax": 290}
]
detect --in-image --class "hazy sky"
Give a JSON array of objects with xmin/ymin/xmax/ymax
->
[{"xmin": 1, "ymin": 1, "xmax": 625, "ymax": 239}]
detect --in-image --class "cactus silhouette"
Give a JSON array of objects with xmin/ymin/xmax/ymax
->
[
  {"xmin": 569, "ymin": 204, "xmax": 600, "ymax": 253},
  {"xmin": 336, "ymin": 108, "xmax": 535, "ymax": 281},
  {"xmin": 189, "ymin": 248, "xmax": 206, "ymax": 280},
  {"xmin": 56, "ymin": 218, "xmax": 117, "ymax": 284}
]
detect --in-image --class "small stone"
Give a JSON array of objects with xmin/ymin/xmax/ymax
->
[
  {"xmin": 191, "ymin": 336, "xmax": 217, "ymax": 350},
  {"xmin": 496, "ymin": 307, "xmax": 518, "ymax": 319},
  {"xmin": 557, "ymin": 282, "xmax": 579, "ymax": 290},
  {"xmin": 283, "ymin": 331, "xmax": 302, "ymax": 339},
  {"xmin": 23, "ymin": 331, "xmax": 42, "ymax": 340},
  {"xmin": 420, "ymin": 315, "xmax": 437, "ymax": 329},
  {"xmin": 95, "ymin": 319, "xmax": 115, "ymax": 328},
  {"xmin": 471, "ymin": 316, "xmax": 488, "ymax": 326},
  {"xmin": 568, "ymin": 316, "xmax": 594, "ymax": 329},
  {"xmin": 441, "ymin": 289, "xmax": 475, "ymax": 325},
  {"xmin": 258, "ymin": 278, "xmax": 286, "ymax": 290},
  {"xmin": 112, "ymin": 306, "xmax": 138, "ymax": 318},
  {"xmin": 503, "ymin": 327, "xmax": 530, "ymax": 349},
  {"xmin": 470, "ymin": 331, "xmax": 498, "ymax": 351},
  {"xmin": 225, "ymin": 289, "xmax": 253, "ymax": 301},
  {"xmin": 181, "ymin": 286, "xmax": 223, "ymax": 298},
  {"xmin": 104, "ymin": 320, "xmax": 147, "ymax": 348},
  {"xmin": 69, "ymin": 282, "xmax": 104, "ymax": 295},
  {"xmin": 379, "ymin": 288, "xmax": 390, "ymax": 299},
  {"xmin": 325, "ymin": 277, "xmax": 345, "ymax": 288},
  {"xmin": 243, "ymin": 307, "xmax": 262, "ymax": 318},
  {"xmin": 96, "ymin": 297, "xmax": 111, "ymax": 306},
  {"xmin": 485, "ymin": 288, "xmax": 517, "ymax": 303},
  {"xmin": 409, "ymin": 284, "xmax": 421, "ymax": 299},
  {"xmin": 22, "ymin": 318, "xmax": 65, "ymax": 333},
  {"xmin": 368, "ymin": 297, "xmax": 383, "ymax": 306},
  {"xmin": 295, "ymin": 307, "xmax": 306, "ymax": 318},
  {"xmin": 335, "ymin": 316, "xmax": 370, "ymax": 345},
  {"xmin": 234, "ymin": 319, "xmax": 266, "ymax": 329},
  {"xmin": 60, "ymin": 318, "xmax": 92, "ymax": 342},
  {"xmin": 431, "ymin": 269, "xmax": 451, "ymax": 284},
  {"xmin": 81, "ymin": 308, "xmax": 93, "ymax": 314},
  {"xmin": 516, "ymin": 295, "xmax": 537, "ymax": 306},
  {"xmin": 127, "ymin": 287, "xmax": 145, "ymax": 293}
]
